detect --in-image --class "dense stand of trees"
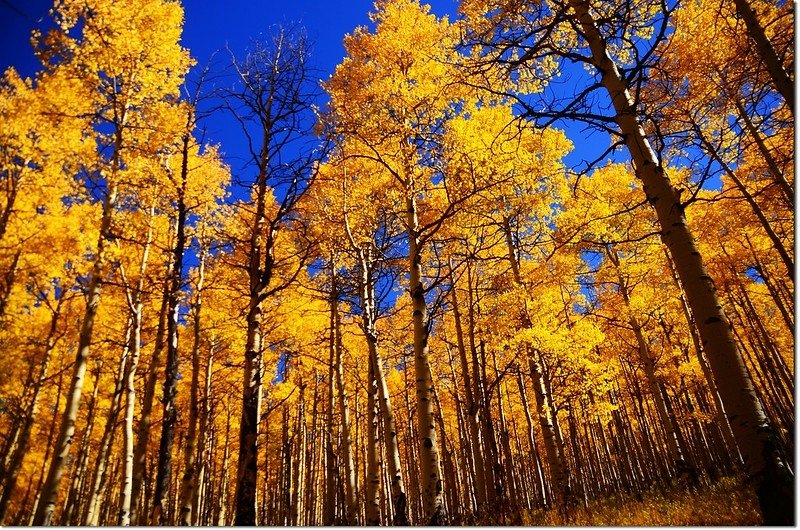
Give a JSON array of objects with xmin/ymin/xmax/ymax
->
[{"xmin": 0, "ymin": 0, "xmax": 793, "ymax": 526}]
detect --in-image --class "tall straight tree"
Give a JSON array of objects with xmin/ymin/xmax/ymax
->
[
  {"xmin": 29, "ymin": 0, "xmax": 191, "ymax": 524},
  {"xmin": 323, "ymin": 1, "xmax": 468, "ymax": 521},
  {"xmin": 151, "ymin": 92, "xmax": 229, "ymax": 527},
  {"xmin": 461, "ymin": 0, "xmax": 793, "ymax": 523},
  {"xmin": 223, "ymin": 26, "xmax": 323, "ymax": 525}
]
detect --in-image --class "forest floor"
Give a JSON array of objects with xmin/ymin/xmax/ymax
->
[{"xmin": 517, "ymin": 475, "xmax": 762, "ymax": 526}]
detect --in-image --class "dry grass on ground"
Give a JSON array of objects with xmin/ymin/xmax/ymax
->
[{"xmin": 519, "ymin": 476, "xmax": 762, "ymax": 526}]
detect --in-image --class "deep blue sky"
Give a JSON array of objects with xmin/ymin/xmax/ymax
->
[
  {"xmin": 0, "ymin": 0, "xmax": 457, "ymax": 85},
  {"xmin": 0, "ymin": 0, "xmax": 461, "ymax": 177},
  {"xmin": 1, "ymin": 0, "xmax": 633, "ymax": 189}
]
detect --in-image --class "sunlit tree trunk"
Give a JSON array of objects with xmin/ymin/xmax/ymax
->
[
  {"xmin": 515, "ymin": 367, "xmax": 549, "ymax": 508},
  {"xmin": 217, "ymin": 404, "xmax": 232, "ymax": 526},
  {"xmin": 406, "ymin": 193, "xmax": 445, "ymax": 525},
  {"xmin": 324, "ymin": 304, "xmax": 337, "ymax": 525},
  {"xmin": 502, "ymin": 221, "xmax": 568, "ymax": 507},
  {"xmin": 731, "ymin": 100, "xmax": 793, "ymax": 204},
  {"xmin": 118, "ymin": 211, "xmax": 153, "ymax": 526},
  {"xmin": 329, "ymin": 264, "xmax": 357, "ymax": 524},
  {"xmin": 530, "ymin": 354, "xmax": 569, "ymax": 506},
  {"xmin": 62, "ymin": 365, "xmax": 102, "ymax": 526},
  {"xmin": 568, "ymin": 1, "xmax": 793, "ymax": 522},
  {"xmin": 32, "ymin": 179, "xmax": 118, "ymax": 526},
  {"xmin": 449, "ymin": 263, "xmax": 487, "ymax": 514},
  {"xmin": 348, "ymin": 242, "xmax": 409, "ymax": 525},
  {"xmin": 29, "ymin": 355, "xmax": 67, "ymax": 525},
  {"xmin": 365, "ymin": 356, "xmax": 381, "ymax": 525},
  {"xmin": 605, "ymin": 245, "xmax": 686, "ymax": 470},
  {"xmin": 130, "ymin": 251, "xmax": 172, "ymax": 525}
]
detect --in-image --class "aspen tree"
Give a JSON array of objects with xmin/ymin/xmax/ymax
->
[
  {"xmin": 462, "ymin": 0, "xmax": 793, "ymax": 522},
  {"xmin": 223, "ymin": 27, "xmax": 321, "ymax": 525},
  {"xmin": 29, "ymin": 2, "xmax": 190, "ymax": 523}
]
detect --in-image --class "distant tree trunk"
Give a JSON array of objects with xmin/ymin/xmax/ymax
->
[
  {"xmin": 0, "ymin": 297, "xmax": 62, "ymax": 524},
  {"xmin": 330, "ymin": 263, "xmax": 358, "ymax": 524},
  {"xmin": 62, "ymin": 365, "xmax": 102, "ymax": 526},
  {"xmin": 731, "ymin": 100, "xmax": 793, "ymax": 204},
  {"xmin": 217, "ymin": 404, "xmax": 232, "ymax": 526},
  {"xmin": 502, "ymin": 221, "xmax": 568, "ymax": 508},
  {"xmin": 194, "ymin": 332, "xmax": 215, "ymax": 526},
  {"xmin": 567, "ymin": 1, "xmax": 793, "ymax": 522},
  {"xmin": 178, "ymin": 249, "xmax": 206, "ymax": 525},
  {"xmin": 84, "ymin": 334, "xmax": 129, "ymax": 526},
  {"xmin": 32, "ymin": 181, "xmax": 118, "ymax": 526},
  {"xmin": 604, "ymin": 245, "xmax": 686, "ymax": 470},
  {"xmin": 28, "ymin": 362, "xmax": 67, "ymax": 526},
  {"xmin": 662, "ymin": 250, "xmax": 741, "ymax": 465},
  {"xmin": 693, "ymin": 126, "xmax": 793, "ymax": 280},
  {"xmin": 449, "ymin": 264, "xmax": 487, "ymax": 514},
  {"xmin": 130, "ymin": 252, "xmax": 172, "ymax": 525},
  {"xmin": 152, "ymin": 132, "xmax": 191, "ymax": 525},
  {"xmin": 290, "ymin": 376, "xmax": 306, "ymax": 526}
]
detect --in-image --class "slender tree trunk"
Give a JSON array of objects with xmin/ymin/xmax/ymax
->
[
  {"xmin": 374, "ymin": 342, "xmax": 408, "ymax": 526},
  {"xmin": 406, "ymin": 194, "xmax": 445, "ymax": 525},
  {"xmin": 130, "ymin": 254, "xmax": 172, "ymax": 525},
  {"xmin": 118, "ymin": 215, "xmax": 152, "ymax": 526},
  {"xmin": 663, "ymin": 250, "xmax": 741, "ymax": 465},
  {"xmin": 330, "ymin": 264, "xmax": 358, "ymax": 524},
  {"xmin": 32, "ymin": 182, "xmax": 118, "ymax": 526},
  {"xmin": 530, "ymin": 355, "xmax": 569, "ymax": 506},
  {"xmin": 178, "ymin": 249, "xmax": 206, "ymax": 525},
  {"xmin": 63, "ymin": 365, "xmax": 101, "ymax": 526},
  {"xmin": 29, "ymin": 355, "xmax": 67, "ymax": 525},
  {"xmin": 502, "ymin": 221, "xmax": 568, "ymax": 508},
  {"xmin": 365, "ymin": 355, "xmax": 381, "ymax": 525},
  {"xmin": 695, "ymin": 126, "xmax": 793, "ymax": 280},
  {"xmin": 356, "ymin": 245, "xmax": 408, "ymax": 525},
  {"xmin": 0, "ymin": 297, "xmax": 62, "ymax": 524},
  {"xmin": 568, "ymin": 1, "xmax": 794, "ymax": 522},
  {"xmin": 731, "ymin": 100, "xmax": 793, "ymax": 205},
  {"xmin": 605, "ymin": 245, "xmax": 686, "ymax": 468},
  {"xmin": 515, "ymin": 367, "xmax": 549, "ymax": 508},
  {"xmin": 84, "ymin": 336, "xmax": 129, "ymax": 526},
  {"xmin": 732, "ymin": 0, "xmax": 794, "ymax": 113},
  {"xmin": 217, "ymin": 404, "xmax": 231, "ymax": 526},
  {"xmin": 152, "ymin": 160, "xmax": 189, "ymax": 525},
  {"xmin": 449, "ymin": 263, "xmax": 487, "ymax": 514},
  {"xmin": 290, "ymin": 378, "xmax": 306, "ymax": 526},
  {"xmin": 194, "ymin": 333, "xmax": 215, "ymax": 526},
  {"xmin": 324, "ymin": 305, "xmax": 337, "ymax": 526}
]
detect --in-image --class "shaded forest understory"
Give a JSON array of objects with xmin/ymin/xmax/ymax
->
[{"xmin": 0, "ymin": 0, "xmax": 794, "ymax": 526}]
